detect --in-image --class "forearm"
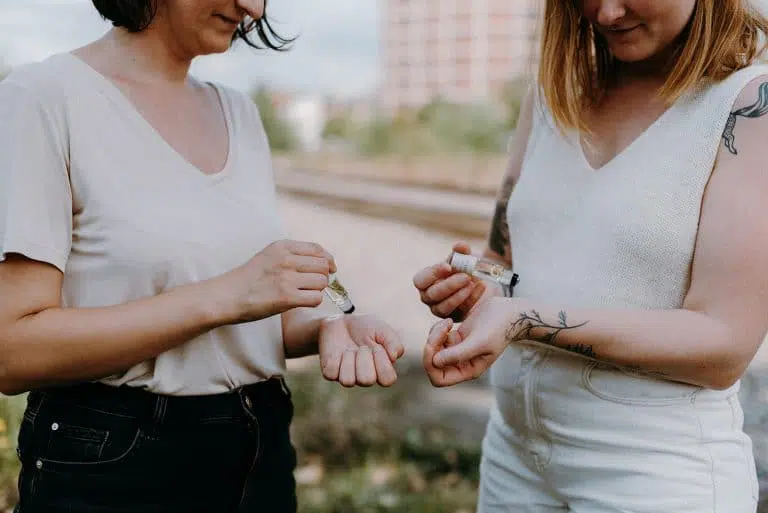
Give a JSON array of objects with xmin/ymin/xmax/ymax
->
[
  {"xmin": 282, "ymin": 307, "xmax": 334, "ymax": 359},
  {"xmin": 507, "ymin": 300, "xmax": 740, "ymax": 389},
  {"xmin": 0, "ymin": 278, "xmax": 232, "ymax": 395}
]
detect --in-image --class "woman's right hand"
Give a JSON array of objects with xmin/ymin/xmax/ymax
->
[
  {"xmin": 221, "ymin": 240, "xmax": 336, "ymax": 323},
  {"xmin": 413, "ymin": 242, "xmax": 498, "ymax": 322}
]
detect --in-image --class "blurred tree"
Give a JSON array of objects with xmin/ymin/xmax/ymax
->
[
  {"xmin": 499, "ymin": 76, "xmax": 530, "ymax": 130},
  {"xmin": 321, "ymin": 115, "xmax": 353, "ymax": 140},
  {"xmin": 250, "ymin": 86, "xmax": 296, "ymax": 153},
  {"xmin": 356, "ymin": 118, "xmax": 395, "ymax": 156}
]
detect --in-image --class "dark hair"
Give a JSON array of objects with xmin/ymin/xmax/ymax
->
[{"xmin": 91, "ymin": 0, "xmax": 294, "ymax": 51}]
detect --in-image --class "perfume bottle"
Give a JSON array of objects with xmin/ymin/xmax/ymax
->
[
  {"xmin": 325, "ymin": 273, "xmax": 356, "ymax": 314},
  {"xmin": 449, "ymin": 253, "xmax": 519, "ymax": 297}
]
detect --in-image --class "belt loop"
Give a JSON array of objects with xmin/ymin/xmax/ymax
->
[
  {"xmin": 278, "ymin": 377, "xmax": 291, "ymax": 398},
  {"xmin": 148, "ymin": 395, "xmax": 168, "ymax": 439}
]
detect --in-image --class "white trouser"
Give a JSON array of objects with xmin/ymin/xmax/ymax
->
[{"xmin": 479, "ymin": 344, "xmax": 759, "ymax": 513}]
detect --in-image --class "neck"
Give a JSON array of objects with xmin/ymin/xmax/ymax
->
[{"xmin": 100, "ymin": 24, "xmax": 193, "ymax": 85}]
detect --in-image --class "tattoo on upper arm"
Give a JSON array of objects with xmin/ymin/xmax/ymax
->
[
  {"xmin": 488, "ymin": 175, "xmax": 517, "ymax": 259},
  {"xmin": 722, "ymin": 81, "xmax": 768, "ymax": 155},
  {"xmin": 505, "ymin": 310, "xmax": 592, "ymax": 356}
]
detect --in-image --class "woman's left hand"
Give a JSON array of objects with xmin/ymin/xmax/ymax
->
[
  {"xmin": 424, "ymin": 297, "xmax": 518, "ymax": 387},
  {"xmin": 318, "ymin": 314, "xmax": 406, "ymax": 387}
]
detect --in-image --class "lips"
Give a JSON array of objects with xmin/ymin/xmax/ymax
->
[
  {"xmin": 604, "ymin": 25, "xmax": 640, "ymax": 34},
  {"xmin": 215, "ymin": 14, "xmax": 241, "ymax": 25}
]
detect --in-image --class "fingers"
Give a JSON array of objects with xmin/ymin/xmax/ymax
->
[
  {"xmin": 432, "ymin": 333, "xmax": 481, "ymax": 369},
  {"xmin": 291, "ymin": 290, "xmax": 326, "ymax": 308},
  {"xmin": 429, "ymin": 281, "xmax": 477, "ymax": 318},
  {"xmin": 413, "ymin": 262, "xmax": 454, "ymax": 292},
  {"xmin": 373, "ymin": 345, "xmax": 398, "ymax": 387},
  {"xmin": 338, "ymin": 349, "xmax": 357, "ymax": 387},
  {"xmin": 374, "ymin": 324, "xmax": 406, "ymax": 362},
  {"xmin": 451, "ymin": 241, "xmax": 472, "ymax": 256},
  {"xmin": 320, "ymin": 344, "xmax": 343, "ymax": 381},
  {"xmin": 421, "ymin": 273, "xmax": 472, "ymax": 304},
  {"xmin": 282, "ymin": 240, "xmax": 337, "ymax": 274},
  {"xmin": 423, "ymin": 320, "xmax": 472, "ymax": 387},
  {"xmin": 423, "ymin": 319, "xmax": 453, "ymax": 372},
  {"xmin": 465, "ymin": 280, "xmax": 489, "ymax": 310},
  {"xmin": 290, "ymin": 255, "xmax": 333, "ymax": 275},
  {"xmin": 294, "ymin": 272, "xmax": 330, "ymax": 291},
  {"xmin": 354, "ymin": 347, "xmax": 377, "ymax": 387}
]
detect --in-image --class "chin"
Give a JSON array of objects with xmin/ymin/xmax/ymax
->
[
  {"xmin": 609, "ymin": 46, "xmax": 657, "ymax": 64},
  {"xmin": 199, "ymin": 40, "xmax": 234, "ymax": 56},
  {"xmin": 195, "ymin": 31, "xmax": 237, "ymax": 55}
]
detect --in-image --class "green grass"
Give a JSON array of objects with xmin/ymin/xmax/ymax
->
[{"xmin": 286, "ymin": 371, "xmax": 481, "ymax": 513}]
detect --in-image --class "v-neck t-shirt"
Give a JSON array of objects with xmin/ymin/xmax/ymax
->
[{"xmin": 0, "ymin": 52, "xmax": 287, "ymax": 396}]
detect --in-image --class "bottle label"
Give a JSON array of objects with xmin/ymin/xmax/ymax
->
[{"xmin": 450, "ymin": 253, "xmax": 478, "ymax": 274}]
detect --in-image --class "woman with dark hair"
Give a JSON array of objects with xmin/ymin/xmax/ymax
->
[{"xmin": 0, "ymin": 1, "xmax": 405, "ymax": 512}]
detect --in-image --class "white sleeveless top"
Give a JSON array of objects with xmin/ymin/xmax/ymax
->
[
  {"xmin": 491, "ymin": 64, "xmax": 768, "ymax": 388},
  {"xmin": 0, "ymin": 53, "xmax": 287, "ymax": 396},
  {"xmin": 508, "ymin": 64, "xmax": 768, "ymax": 309}
]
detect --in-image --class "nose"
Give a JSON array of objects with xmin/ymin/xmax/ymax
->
[
  {"xmin": 235, "ymin": 0, "xmax": 265, "ymax": 20},
  {"xmin": 595, "ymin": 1, "xmax": 627, "ymax": 27}
]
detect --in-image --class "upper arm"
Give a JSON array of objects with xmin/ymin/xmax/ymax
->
[
  {"xmin": 683, "ymin": 75, "xmax": 768, "ymax": 364},
  {"xmin": 484, "ymin": 85, "xmax": 536, "ymax": 265},
  {"xmin": 0, "ymin": 76, "xmax": 72, "ymax": 330},
  {"xmin": 0, "ymin": 255, "xmax": 63, "ymax": 328},
  {"xmin": 0, "ymin": 78, "xmax": 72, "ymax": 273}
]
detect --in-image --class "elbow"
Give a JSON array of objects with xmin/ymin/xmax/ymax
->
[
  {"xmin": 699, "ymin": 331, "xmax": 751, "ymax": 391},
  {"xmin": 0, "ymin": 339, "xmax": 34, "ymax": 396},
  {"xmin": 705, "ymin": 368, "xmax": 744, "ymax": 391}
]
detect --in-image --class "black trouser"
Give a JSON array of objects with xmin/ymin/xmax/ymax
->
[{"xmin": 13, "ymin": 378, "xmax": 297, "ymax": 513}]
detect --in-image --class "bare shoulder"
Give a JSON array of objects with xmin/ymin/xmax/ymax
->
[{"xmin": 721, "ymin": 73, "xmax": 768, "ymax": 157}]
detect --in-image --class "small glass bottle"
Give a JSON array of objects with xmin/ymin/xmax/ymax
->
[
  {"xmin": 449, "ymin": 253, "xmax": 519, "ymax": 297},
  {"xmin": 325, "ymin": 273, "xmax": 356, "ymax": 314}
]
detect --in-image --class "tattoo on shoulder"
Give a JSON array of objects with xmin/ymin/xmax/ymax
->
[
  {"xmin": 488, "ymin": 175, "xmax": 517, "ymax": 258},
  {"xmin": 722, "ymin": 81, "xmax": 768, "ymax": 155},
  {"xmin": 505, "ymin": 309, "xmax": 591, "ymax": 356}
]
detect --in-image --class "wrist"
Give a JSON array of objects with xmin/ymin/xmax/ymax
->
[
  {"xmin": 199, "ymin": 273, "xmax": 243, "ymax": 327},
  {"xmin": 499, "ymin": 297, "xmax": 534, "ymax": 345}
]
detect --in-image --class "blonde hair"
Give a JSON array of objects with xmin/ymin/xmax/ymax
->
[{"xmin": 538, "ymin": 0, "xmax": 768, "ymax": 133}]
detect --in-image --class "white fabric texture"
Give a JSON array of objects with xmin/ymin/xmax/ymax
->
[
  {"xmin": 482, "ymin": 64, "xmax": 768, "ymax": 512},
  {"xmin": 0, "ymin": 53, "xmax": 287, "ymax": 396}
]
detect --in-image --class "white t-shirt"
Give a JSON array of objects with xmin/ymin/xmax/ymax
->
[{"xmin": 0, "ymin": 52, "xmax": 287, "ymax": 396}]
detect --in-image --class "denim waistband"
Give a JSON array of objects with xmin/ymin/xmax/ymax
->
[{"xmin": 27, "ymin": 378, "xmax": 291, "ymax": 427}]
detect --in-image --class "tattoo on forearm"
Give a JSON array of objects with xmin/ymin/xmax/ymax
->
[
  {"xmin": 722, "ymin": 81, "xmax": 768, "ymax": 155},
  {"xmin": 488, "ymin": 175, "xmax": 516, "ymax": 259},
  {"xmin": 506, "ymin": 310, "xmax": 591, "ymax": 355}
]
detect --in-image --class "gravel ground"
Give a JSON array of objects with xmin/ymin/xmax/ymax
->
[{"xmin": 278, "ymin": 193, "xmax": 485, "ymax": 361}]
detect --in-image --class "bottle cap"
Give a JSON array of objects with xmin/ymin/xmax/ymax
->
[
  {"xmin": 338, "ymin": 298, "xmax": 355, "ymax": 314},
  {"xmin": 450, "ymin": 253, "xmax": 478, "ymax": 274}
]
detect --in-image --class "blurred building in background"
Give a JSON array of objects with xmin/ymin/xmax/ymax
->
[{"xmin": 379, "ymin": 0, "xmax": 541, "ymax": 114}]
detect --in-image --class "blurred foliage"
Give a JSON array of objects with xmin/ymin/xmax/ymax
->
[
  {"xmin": 251, "ymin": 86, "xmax": 297, "ymax": 153},
  {"xmin": 287, "ymin": 370, "xmax": 481, "ymax": 513},
  {"xmin": 323, "ymin": 77, "xmax": 530, "ymax": 157},
  {"xmin": 0, "ymin": 394, "xmax": 25, "ymax": 511}
]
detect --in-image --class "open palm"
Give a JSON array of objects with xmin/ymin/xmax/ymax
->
[{"xmin": 318, "ymin": 314, "xmax": 405, "ymax": 387}]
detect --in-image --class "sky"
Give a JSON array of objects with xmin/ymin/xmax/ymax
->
[{"xmin": 0, "ymin": 0, "xmax": 380, "ymax": 99}]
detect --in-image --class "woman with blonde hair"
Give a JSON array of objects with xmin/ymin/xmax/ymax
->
[
  {"xmin": 0, "ymin": 1, "xmax": 404, "ymax": 511},
  {"xmin": 414, "ymin": 1, "xmax": 768, "ymax": 511}
]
